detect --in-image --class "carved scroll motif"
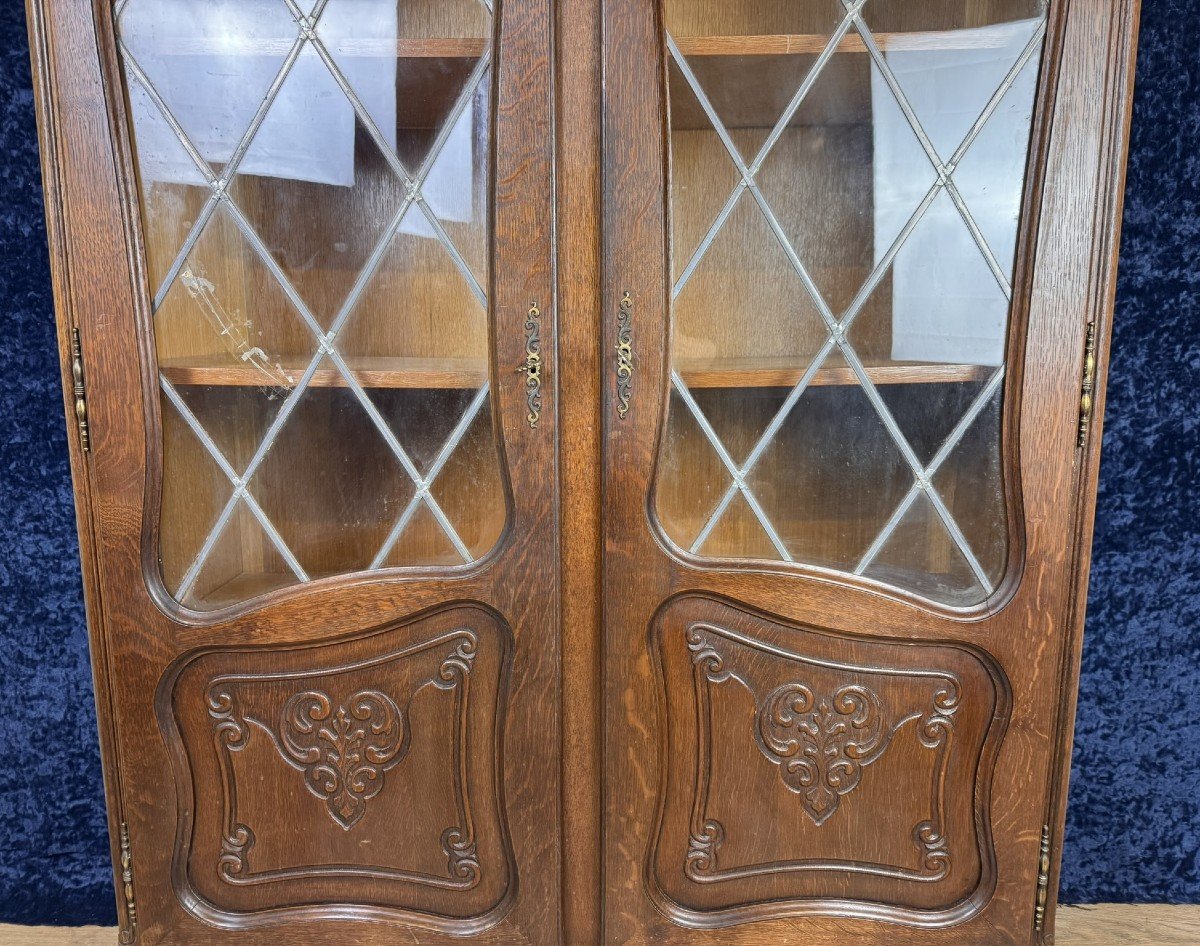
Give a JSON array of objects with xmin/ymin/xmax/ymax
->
[
  {"xmin": 683, "ymin": 623, "xmax": 961, "ymax": 883},
  {"xmin": 755, "ymin": 682, "xmax": 888, "ymax": 825},
  {"xmin": 276, "ymin": 689, "xmax": 408, "ymax": 831},
  {"xmin": 205, "ymin": 630, "xmax": 484, "ymax": 886}
]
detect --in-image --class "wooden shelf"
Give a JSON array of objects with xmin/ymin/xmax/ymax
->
[
  {"xmin": 677, "ymin": 357, "xmax": 989, "ymax": 389},
  {"xmin": 160, "ymin": 355, "xmax": 488, "ymax": 390},
  {"xmin": 162, "ymin": 355, "xmax": 987, "ymax": 391},
  {"xmin": 674, "ymin": 27, "xmax": 1031, "ymax": 57}
]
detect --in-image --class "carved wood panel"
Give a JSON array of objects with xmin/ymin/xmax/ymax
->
[
  {"xmin": 649, "ymin": 596, "xmax": 1010, "ymax": 928},
  {"xmin": 158, "ymin": 604, "xmax": 514, "ymax": 932}
]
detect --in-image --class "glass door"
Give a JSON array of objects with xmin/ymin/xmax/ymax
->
[
  {"xmin": 599, "ymin": 0, "xmax": 1134, "ymax": 941},
  {"xmin": 35, "ymin": 0, "xmax": 556, "ymax": 940}
]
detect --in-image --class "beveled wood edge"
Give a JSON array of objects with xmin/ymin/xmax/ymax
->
[
  {"xmin": 23, "ymin": 0, "xmax": 132, "ymax": 937},
  {"xmin": 1042, "ymin": 0, "xmax": 1143, "ymax": 943}
]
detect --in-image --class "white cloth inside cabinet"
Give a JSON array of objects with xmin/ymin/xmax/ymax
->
[{"xmin": 125, "ymin": 0, "xmax": 473, "ymax": 232}]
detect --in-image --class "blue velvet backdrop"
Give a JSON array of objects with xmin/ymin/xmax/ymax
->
[{"xmin": 0, "ymin": 1, "xmax": 1197, "ymax": 925}]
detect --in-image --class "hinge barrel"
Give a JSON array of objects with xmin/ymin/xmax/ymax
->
[
  {"xmin": 70, "ymin": 327, "xmax": 90, "ymax": 453},
  {"xmin": 1077, "ymin": 321, "xmax": 1098, "ymax": 448},
  {"xmin": 118, "ymin": 822, "xmax": 137, "ymax": 944},
  {"xmin": 1034, "ymin": 823, "xmax": 1051, "ymax": 933}
]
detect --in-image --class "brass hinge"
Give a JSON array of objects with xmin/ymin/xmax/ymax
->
[
  {"xmin": 1034, "ymin": 823, "xmax": 1051, "ymax": 934},
  {"xmin": 70, "ymin": 327, "xmax": 90, "ymax": 453},
  {"xmin": 1077, "ymin": 321, "xmax": 1098, "ymax": 448},
  {"xmin": 118, "ymin": 822, "xmax": 137, "ymax": 944}
]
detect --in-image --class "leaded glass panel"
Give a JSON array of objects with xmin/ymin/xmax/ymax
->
[
  {"xmin": 116, "ymin": 0, "xmax": 504, "ymax": 609},
  {"xmin": 654, "ymin": 0, "xmax": 1049, "ymax": 606}
]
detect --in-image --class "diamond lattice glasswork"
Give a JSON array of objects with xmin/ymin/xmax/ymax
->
[
  {"xmin": 115, "ymin": 0, "xmax": 503, "ymax": 609},
  {"xmin": 655, "ymin": 0, "xmax": 1049, "ymax": 606}
]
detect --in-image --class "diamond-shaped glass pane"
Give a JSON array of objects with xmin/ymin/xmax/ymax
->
[
  {"xmin": 117, "ymin": 0, "xmax": 505, "ymax": 610},
  {"xmin": 668, "ymin": 57, "xmax": 746, "ymax": 280},
  {"xmin": 930, "ymin": 385, "xmax": 1008, "ymax": 588},
  {"xmin": 666, "ymin": 1, "xmax": 845, "ymax": 139},
  {"xmin": 860, "ymin": 490, "xmax": 986, "ymax": 606},
  {"xmin": 334, "ymin": 228, "xmax": 488, "ymax": 373},
  {"xmin": 250, "ymin": 373, "xmax": 420, "ymax": 579},
  {"xmin": 746, "ymin": 383, "xmax": 913, "ymax": 569},
  {"xmin": 123, "ymin": 77, "xmax": 212, "ymax": 294},
  {"xmin": 674, "ymin": 195, "xmax": 841, "ymax": 376},
  {"xmin": 696, "ymin": 489, "xmax": 783, "ymax": 561},
  {"xmin": 858, "ymin": 6, "xmax": 1045, "ymax": 161},
  {"xmin": 427, "ymin": 396, "xmax": 506, "ymax": 559},
  {"xmin": 655, "ymin": 389, "xmax": 736, "ymax": 553},
  {"xmin": 159, "ymin": 394, "xmax": 233, "ymax": 594},
  {"xmin": 845, "ymin": 192, "xmax": 1010, "ymax": 468},
  {"xmin": 653, "ymin": 0, "xmax": 1049, "ymax": 606},
  {"xmin": 377, "ymin": 502, "xmax": 464, "ymax": 569},
  {"xmin": 318, "ymin": 0, "xmax": 491, "ymax": 174},
  {"xmin": 183, "ymin": 500, "xmax": 301, "ymax": 609},
  {"xmin": 951, "ymin": 51, "xmax": 1043, "ymax": 282},
  {"xmin": 228, "ymin": 46, "xmax": 414, "ymax": 329},
  {"xmin": 154, "ymin": 203, "xmax": 316, "ymax": 467}
]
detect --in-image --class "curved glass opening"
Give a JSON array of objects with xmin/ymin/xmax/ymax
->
[
  {"xmin": 653, "ymin": 0, "xmax": 1049, "ymax": 607},
  {"xmin": 115, "ymin": 0, "xmax": 506, "ymax": 610}
]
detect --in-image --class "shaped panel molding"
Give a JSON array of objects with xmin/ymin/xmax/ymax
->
[
  {"xmin": 650, "ymin": 596, "xmax": 1009, "ymax": 929},
  {"xmin": 158, "ymin": 605, "xmax": 514, "ymax": 933}
]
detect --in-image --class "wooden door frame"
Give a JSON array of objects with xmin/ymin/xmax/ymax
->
[
  {"xmin": 598, "ymin": 0, "xmax": 1141, "ymax": 943},
  {"xmin": 555, "ymin": 0, "xmax": 605, "ymax": 944},
  {"xmin": 27, "ymin": 0, "xmax": 561, "ymax": 942}
]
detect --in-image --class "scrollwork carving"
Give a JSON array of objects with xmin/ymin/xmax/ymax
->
[
  {"xmin": 681, "ymin": 623, "xmax": 964, "ymax": 884},
  {"xmin": 441, "ymin": 826, "xmax": 481, "ymax": 885},
  {"xmin": 204, "ymin": 629, "xmax": 486, "ymax": 879},
  {"xmin": 686, "ymin": 819, "xmax": 725, "ymax": 876},
  {"xmin": 218, "ymin": 823, "xmax": 256, "ymax": 883},
  {"xmin": 754, "ymin": 682, "xmax": 888, "ymax": 826},
  {"xmin": 436, "ymin": 633, "xmax": 478, "ymax": 688},
  {"xmin": 207, "ymin": 687, "xmax": 249, "ymax": 749},
  {"xmin": 276, "ymin": 689, "xmax": 408, "ymax": 831}
]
